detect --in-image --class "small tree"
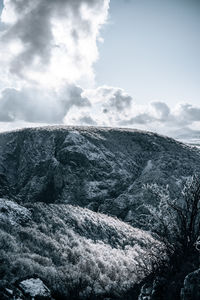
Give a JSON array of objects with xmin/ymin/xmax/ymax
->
[
  {"xmin": 169, "ymin": 174, "xmax": 200, "ymax": 251},
  {"xmin": 141, "ymin": 174, "xmax": 200, "ymax": 253}
]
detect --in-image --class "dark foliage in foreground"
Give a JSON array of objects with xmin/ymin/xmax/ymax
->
[{"xmin": 132, "ymin": 175, "xmax": 200, "ymax": 300}]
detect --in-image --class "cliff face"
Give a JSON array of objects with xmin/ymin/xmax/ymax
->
[{"xmin": 0, "ymin": 126, "xmax": 200, "ymax": 221}]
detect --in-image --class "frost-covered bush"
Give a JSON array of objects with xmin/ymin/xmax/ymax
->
[
  {"xmin": 138, "ymin": 175, "xmax": 200, "ymax": 252},
  {"xmin": 0, "ymin": 200, "xmax": 167, "ymax": 299}
]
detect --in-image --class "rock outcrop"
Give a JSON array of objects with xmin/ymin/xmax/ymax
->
[{"xmin": 0, "ymin": 278, "xmax": 53, "ymax": 300}]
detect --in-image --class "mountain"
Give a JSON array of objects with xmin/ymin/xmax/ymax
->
[
  {"xmin": 0, "ymin": 126, "xmax": 200, "ymax": 299},
  {"xmin": 0, "ymin": 126, "xmax": 199, "ymax": 222}
]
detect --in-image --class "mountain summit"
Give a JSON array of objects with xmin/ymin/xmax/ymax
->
[{"xmin": 0, "ymin": 126, "xmax": 199, "ymax": 221}]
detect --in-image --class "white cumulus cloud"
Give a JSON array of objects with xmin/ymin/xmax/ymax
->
[{"xmin": 0, "ymin": 0, "xmax": 110, "ymax": 88}]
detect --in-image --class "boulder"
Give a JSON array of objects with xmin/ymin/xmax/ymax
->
[{"xmin": 18, "ymin": 278, "xmax": 52, "ymax": 299}]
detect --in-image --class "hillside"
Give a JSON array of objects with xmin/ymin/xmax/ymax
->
[
  {"xmin": 0, "ymin": 126, "xmax": 199, "ymax": 222},
  {"xmin": 0, "ymin": 198, "xmax": 166, "ymax": 299},
  {"xmin": 0, "ymin": 126, "xmax": 200, "ymax": 299}
]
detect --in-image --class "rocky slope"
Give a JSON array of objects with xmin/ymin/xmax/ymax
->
[
  {"xmin": 0, "ymin": 126, "xmax": 199, "ymax": 221},
  {"xmin": 0, "ymin": 126, "xmax": 200, "ymax": 299}
]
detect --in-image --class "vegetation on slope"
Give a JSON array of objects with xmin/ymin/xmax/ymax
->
[
  {"xmin": 0, "ymin": 200, "xmax": 167, "ymax": 299},
  {"xmin": 0, "ymin": 127, "xmax": 199, "ymax": 299}
]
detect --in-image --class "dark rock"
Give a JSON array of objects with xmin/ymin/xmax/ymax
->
[
  {"xmin": 181, "ymin": 268, "xmax": 200, "ymax": 300},
  {"xmin": 138, "ymin": 283, "xmax": 153, "ymax": 300},
  {"xmin": 138, "ymin": 277, "xmax": 166, "ymax": 300}
]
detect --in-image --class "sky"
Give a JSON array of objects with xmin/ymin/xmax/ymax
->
[
  {"xmin": 0, "ymin": 0, "xmax": 199, "ymax": 138},
  {"xmin": 95, "ymin": 0, "xmax": 200, "ymax": 107}
]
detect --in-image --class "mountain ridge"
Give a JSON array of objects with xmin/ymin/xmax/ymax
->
[{"xmin": 0, "ymin": 125, "xmax": 200, "ymax": 223}]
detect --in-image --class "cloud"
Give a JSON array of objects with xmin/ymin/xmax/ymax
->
[
  {"xmin": 121, "ymin": 101, "xmax": 200, "ymax": 129},
  {"xmin": 107, "ymin": 89, "xmax": 132, "ymax": 112},
  {"xmin": 64, "ymin": 89, "xmax": 200, "ymax": 136},
  {"xmin": 0, "ymin": 80, "xmax": 199, "ymax": 138},
  {"xmin": 121, "ymin": 113, "xmax": 155, "ymax": 125},
  {"xmin": 79, "ymin": 115, "xmax": 97, "ymax": 126},
  {"xmin": 151, "ymin": 101, "xmax": 170, "ymax": 121},
  {"xmin": 0, "ymin": 85, "xmax": 90, "ymax": 123},
  {"xmin": 173, "ymin": 104, "xmax": 200, "ymax": 125},
  {"xmin": 64, "ymin": 86, "xmax": 134, "ymax": 126},
  {"xmin": 0, "ymin": 0, "xmax": 109, "ymax": 126},
  {"xmin": 0, "ymin": 0, "xmax": 110, "ymax": 87},
  {"xmin": 84, "ymin": 85, "xmax": 133, "ymax": 111}
]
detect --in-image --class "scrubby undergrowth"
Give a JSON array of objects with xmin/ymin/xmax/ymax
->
[{"xmin": 0, "ymin": 199, "xmax": 167, "ymax": 299}]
